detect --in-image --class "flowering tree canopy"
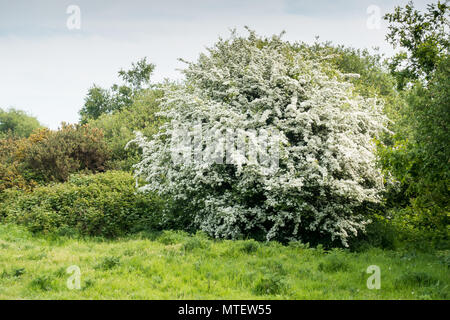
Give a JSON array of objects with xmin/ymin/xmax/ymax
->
[{"xmin": 129, "ymin": 30, "xmax": 388, "ymax": 246}]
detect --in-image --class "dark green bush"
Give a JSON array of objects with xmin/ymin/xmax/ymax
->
[
  {"xmin": 22, "ymin": 123, "xmax": 110, "ymax": 182},
  {"xmin": 349, "ymin": 216, "xmax": 399, "ymax": 251},
  {"xmin": 0, "ymin": 171, "xmax": 163, "ymax": 237}
]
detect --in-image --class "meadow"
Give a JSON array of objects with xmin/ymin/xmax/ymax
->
[
  {"xmin": 0, "ymin": 2, "xmax": 448, "ymax": 301},
  {"xmin": 0, "ymin": 224, "xmax": 448, "ymax": 300}
]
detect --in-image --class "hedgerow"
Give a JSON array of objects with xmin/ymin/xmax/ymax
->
[{"xmin": 0, "ymin": 171, "xmax": 163, "ymax": 237}]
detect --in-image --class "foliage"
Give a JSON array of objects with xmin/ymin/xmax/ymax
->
[
  {"xmin": 118, "ymin": 58, "xmax": 155, "ymax": 90},
  {"xmin": 0, "ymin": 130, "xmax": 49, "ymax": 193},
  {"xmin": 349, "ymin": 215, "xmax": 398, "ymax": 252},
  {"xmin": 0, "ymin": 123, "xmax": 109, "ymax": 192},
  {"xmin": 0, "ymin": 108, "xmax": 43, "ymax": 139},
  {"xmin": 79, "ymin": 58, "xmax": 155, "ymax": 123},
  {"xmin": 21, "ymin": 123, "xmax": 110, "ymax": 182},
  {"xmin": 0, "ymin": 171, "xmax": 163, "ymax": 237},
  {"xmin": 380, "ymin": 1, "xmax": 449, "ymax": 241},
  {"xmin": 383, "ymin": 58, "xmax": 449, "ymax": 243},
  {"xmin": 295, "ymin": 42, "xmax": 406, "ymax": 146},
  {"xmin": 87, "ymin": 88, "xmax": 164, "ymax": 171},
  {"xmin": 130, "ymin": 30, "xmax": 388, "ymax": 246},
  {"xmin": 384, "ymin": 0, "xmax": 449, "ymax": 89},
  {"xmin": 0, "ymin": 137, "xmax": 30, "ymax": 193},
  {"xmin": 405, "ymin": 57, "xmax": 450, "ymax": 210}
]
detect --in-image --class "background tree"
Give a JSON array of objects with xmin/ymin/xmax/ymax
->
[
  {"xmin": 79, "ymin": 58, "xmax": 155, "ymax": 123},
  {"xmin": 0, "ymin": 108, "xmax": 43, "ymax": 138},
  {"xmin": 118, "ymin": 58, "xmax": 155, "ymax": 90},
  {"xmin": 88, "ymin": 88, "xmax": 164, "ymax": 171},
  {"xmin": 384, "ymin": 0, "xmax": 449, "ymax": 89},
  {"xmin": 380, "ymin": 1, "xmax": 449, "ymax": 242}
]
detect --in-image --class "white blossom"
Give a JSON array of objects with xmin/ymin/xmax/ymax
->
[{"xmin": 129, "ymin": 31, "xmax": 388, "ymax": 246}]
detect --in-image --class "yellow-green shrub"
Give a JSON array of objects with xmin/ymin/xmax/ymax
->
[{"xmin": 22, "ymin": 123, "xmax": 110, "ymax": 182}]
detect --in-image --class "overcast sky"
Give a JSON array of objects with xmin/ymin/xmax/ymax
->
[{"xmin": 0, "ymin": 0, "xmax": 431, "ymax": 129}]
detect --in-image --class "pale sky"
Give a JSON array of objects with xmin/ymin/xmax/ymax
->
[{"xmin": 0, "ymin": 0, "xmax": 431, "ymax": 129}]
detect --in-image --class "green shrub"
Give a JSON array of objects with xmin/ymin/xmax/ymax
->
[
  {"xmin": 390, "ymin": 206, "xmax": 449, "ymax": 249},
  {"xmin": 1, "ymin": 171, "xmax": 163, "ymax": 237},
  {"xmin": 88, "ymin": 89, "xmax": 164, "ymax": 171},
  {"xmin": 21, "ymin": 123, "xmax": 110, "ymax": 182},
  {"xmin": 349, "ymin": 215, "xmax": 399, "ymax": 251},
  {"xmin": 0, "ymin": 133, "xmax": 46, "ymax": 193}
]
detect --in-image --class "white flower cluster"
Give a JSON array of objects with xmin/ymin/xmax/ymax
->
[
  {"xmin": 129, "ymin": 31, "xmax": 388, "ymax": 246},
  {"xmin": 169, "ymin": 121, "xmax": 281, "ymax": 173}
]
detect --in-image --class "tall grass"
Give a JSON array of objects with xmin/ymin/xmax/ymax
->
[{"xmin": 0, "ymin": 224, "xmax": 448, "ymax": 299}]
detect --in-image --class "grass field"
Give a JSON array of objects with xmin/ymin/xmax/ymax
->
[{"xmin": 0, "ymin": 224, "xmax": 448, "ymax": 300}]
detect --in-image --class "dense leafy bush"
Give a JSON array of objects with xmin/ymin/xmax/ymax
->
[
  {"xmin": 88, "ymin": 89, "xmax": 164, "ymax": 171},
  {"xmin": 0, "ymin": 171, "xmax": 163, "ymax": 237},
  {"xmin": 130, "ymin": 30, "xmax": 388, "ymax": 246},
  {"xmin": 0, "ymin": 139, "xmax": 30, "ymax": 193},
  {"xmin": 377, "ymin": 59, "xmax": 449, "ymax": 242},
  {"xmin": 0, "ymin": 123, "xmax": 111, "ymax": 194},
  {"xmin": 0, "ymin": 130, "xmax": 49, "ymax": 193},
  {"xmin": 21, "ymin": 123, "xmax": 110, "ymax": 182},
  {"xmin": 349, "ymin": 215, "xmax": 398, "ymax": 251},
  {"xmin": 377, "ymin": 1, "xmax": 449, "ymax": 244}
]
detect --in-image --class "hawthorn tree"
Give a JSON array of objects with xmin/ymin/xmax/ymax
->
[{"xmin": 130, "ymin": 31, "xmax": 388, "ymax": 246}]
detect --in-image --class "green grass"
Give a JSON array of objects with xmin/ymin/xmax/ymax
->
[{"xmin": 0, "ymin": 224, "xmax": 448, "ymax": 299}]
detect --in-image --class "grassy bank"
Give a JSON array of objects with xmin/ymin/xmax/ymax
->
[{"xmin": 0, "ymin": 224, "xmax": 448, "ymax": 299}]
